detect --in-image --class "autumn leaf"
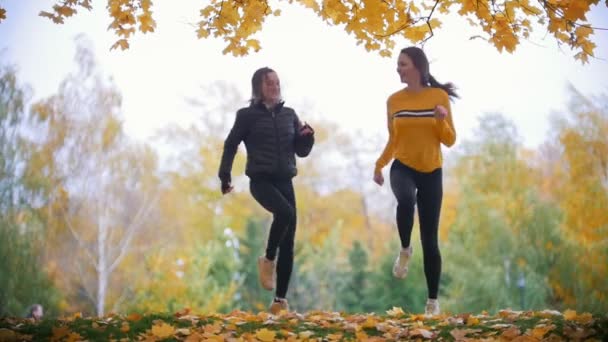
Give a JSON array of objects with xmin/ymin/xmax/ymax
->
[
  {"xmin": 386, "ymin": 306, "xmax": 405, "ymax": 317},
  {"xmin": 126, "ymin": 313, "xmax": 142, "ymax": 321},
  {"xmin": 0, "ymin": 329, "xmax": 16, "ymax": 342},
  {"xmin": 0, "ymin": 8, "xmax": 6, "ymax": 22},
  {"xmin": 410, "ymin": 328, "xmax": 434, "ymax": 339},
  {"xmin": 51, "ymin": 326, "xmax": 71, "ymax": 342},
  {"xmin": 530, "ymin": 324, "xmax": 555, "ymax": 339},
  {"xmin": 65, "ymin": 332, "xmax": 83, "ymax": 342},
  {"xmin": 56, "ymin": 5, "xmax": 76, "ymax": 17},
  {"xmin": 255, "ymin": 328, "xmax": 276, "ymax": 342},
  {"xmin": 110, "ymin": 39, "xmax": 129, "ymax": 51},
  {"xmin": 150, "ymin": 322, "xmax": 176, "ymax": 339},
  {"xmin": 501, "ymin": 325, "xmax": 522, "ymax": 339},
  {"xmin": 450, "ymin": 328, "xmax": 481, "ymax": 340}
]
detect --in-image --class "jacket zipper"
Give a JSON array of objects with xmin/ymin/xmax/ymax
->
[{"xmin": 271, "ymin": 109, "xmax": 281, "ymax": 173}]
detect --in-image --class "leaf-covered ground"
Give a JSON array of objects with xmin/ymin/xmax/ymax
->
[{"xmin": 0, "ymin": 308, "xmax": 606, "ymax": 341}]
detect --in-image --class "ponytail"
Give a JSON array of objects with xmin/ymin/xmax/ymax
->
[{"xmin": 428, "ymin": 75, "xmax": 459, "ymax": 100}]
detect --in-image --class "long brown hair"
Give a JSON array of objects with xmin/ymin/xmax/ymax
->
[
  {"xmin": 400, "ymin": 46, "xmax": 459, "ymax": 99},
  {"xmin": 250, "ymin": 67, "xmax": 276, "ymax": 105}
]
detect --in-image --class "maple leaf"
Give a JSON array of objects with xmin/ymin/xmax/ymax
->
[
  {"xmin": 65, "ymin": 332, "xmax": 83, "ymax": 342},
  {"xmin": 530, "ymin": 324, "xmax": 555, "ymax": 339},
  {"xmin": 110, "ymin": 39, "xmax": 129, "ymax": 51},
  {"xmin": 386, "ymin": 306, "xmax": 404, "ymax": 317},
  {"xmin": 126, "ymin": 313, "xmax": 142, "ymax": 322},
  {"xmin": 410, "ymin": 328, "xmax": 434, "ymax": 339},
  {"xmin": 501, "ymin": 326, "xmax": 521, "ymax": 339},
  {"xmin": 150, "ymin": 322, "xmax": 176, "ymax": 339},
  {"xmin": 56, "ymin": 5, "xmax": 76, "ymax": 17},
  {"xmin": 50, "ymin": 326, "xmax": 71, "ymax": 342},
  {"xmin": 255, "ymin": 328, "xmax": 276, "ymax": 342},
  {"xmin": 0, "ymin": 8, "xmax": 6, "ymax": 22}
]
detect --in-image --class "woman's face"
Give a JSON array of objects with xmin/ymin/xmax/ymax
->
[
  {"xmin": 397, "ymin": 53, "xmax": 420, "ymax": 86},
  {"xmin": 261, "ymin": 71, "xmax": 281, "ymax": 104}
]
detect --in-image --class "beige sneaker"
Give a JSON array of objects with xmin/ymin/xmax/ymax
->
[
  {"xmin": 424, "ymin": 299, "xmax": 440, "ymax": 316},
  {"xmin": 269, "ymin": 298, "xmax": 289, "ymax": 315},
  {"xmin": 257, "ymin": 256, "xmax": 276, "ymax": 290},
  {"xmin": 392, "ymin": 246, "xmax": 413, "ymax": 278}
]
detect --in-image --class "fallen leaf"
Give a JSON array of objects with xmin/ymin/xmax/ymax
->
[
  {"xmin": 386, "ymin": 307, "xmax": 405, "ymax": 317},
  {"xmin": 51, "ymin": 326, "xmax": 71, "ymax": 341},
  {"xmin": 298, "ymin": 330, "xmax": 314, "ymax": 339},
  {"xmin": 410, "ymin": 328, "xmax": 434, "ymax": 338},
  {"xmin": 529, "ymin": 324, "xmax": 555, "ymax": 339},
  {"xmin": 255, "ymin": 328, "xmax": 276, "ymax": 342},
  {"xmin": 151, "ymin": 322, "xmax": 176, "ymax": 339},
  {"xmin": 0, "ymin": 329, "xmax": 17, "ymax": 342},
  {"xmin": 501, "ymin": 326, "xmax": 521, "ymax": 339},
  {"xmin": 126, "ymin": 313, "xmax": 142, "ymax": 322}
]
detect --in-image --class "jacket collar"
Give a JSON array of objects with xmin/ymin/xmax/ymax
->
[{"xmin": 252, "ymin": 100, "xmax": 285, "ymax": 112}]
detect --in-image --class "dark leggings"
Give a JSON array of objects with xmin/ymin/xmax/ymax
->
[
  {"xmin": 250, "ymin": 178, "xmax": 296, "ymax": 299},
  {"xmin": 389, "ymin": 160, "xmax": 443, "ymax": 299}
]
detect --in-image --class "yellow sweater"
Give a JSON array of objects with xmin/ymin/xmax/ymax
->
[{"xmin": 375, "ymin": 87, "xmax": 456, "ymax": 174}]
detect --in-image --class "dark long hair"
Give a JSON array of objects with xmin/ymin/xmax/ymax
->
[
  {"xmin": 400, "ymin": 47, "xmax": 459, "ymax": 99},
  {"xmin": 250, "ymin": 67, "xmax": 276, "ymax": 105}
]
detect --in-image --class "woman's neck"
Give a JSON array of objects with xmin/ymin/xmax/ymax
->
[
  {"xmin": 405, "ymin": 82, "xmax": 424, "ymax": 93},
  {"xmin": 263, "ymin": 100, "xmax": 278, "ymax": 109}
]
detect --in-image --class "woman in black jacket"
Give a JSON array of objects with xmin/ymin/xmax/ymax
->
[{"xmin": 218, "ymin": 67, "xmax": 314, "ymax": 314}]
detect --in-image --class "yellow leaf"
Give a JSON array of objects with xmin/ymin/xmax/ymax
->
[
  {"xmin": 327, "ymin": 333, "xmax": 343, "ymax": 340},
  {"xmin": 255, "ymin": 328, "xmax": 276, "ymax": 342},
  {"xmin": 411, "ymin": 328, "xmax": 434, "ymax": 339},
  {"xmin": 575, "ymin": 26, "xmax": 593, "ymax": 40},
  {"xmin": 197, "ymin": 26, "xmax": 210, "ymax": 39},
  {"xmin": 245, "ymin": 39, "xmax": 261, "ymax": 52},
  {"xmin": 530, "ymin": 324, "xmax": 555, "ymax": 339},
  {"xmin": 404, "ymin": 24, "xmax": 429, "ymax": 42},
  {"xmin": 110, "ymin": 39, "xmax": 130, "ymax": 51},
  {"xmin": 151, "ymin": 322, "xmax": 176, "ymax": 339},
  {"xmin": 120, "ymin": 322, "xmax": 130, "ymax": 333},
  {"xmin": 176, "ymin": 328, "xmax": 191, "ymax": 335},
  {"xmin": 273, "ymin": 9, "xmax": 281, "ymax": 16},
  {"xmin": 56, "ymin": 5, "xmax": 76, "ymax": 17},
  {"xmin": 564, "ymin": 309, "xmax": 577, "ymax": 320},
  {"xmin": 138, "ymin": 12, "xmax": 156, "ymax": 33},
  {"xmin": 466, "ymin": 316, "xmax": 480, "ymax": 325},
  {"xmin": 428, "ymin": 18, "xmax": 442, "ymax": 29},
  {"xmin": 386, "ymin": 307, "xmax": 404, "ymax": 317},
  {"xmin": 65, "ymin": 332, "xmax": 83, "ymax": 342},
  {"xmin": 299, "ymin": 330, "xmax": 314, "ymax": 339},
  {"xmin": 126, "ymin": 313, "xmax": 142, "ymax": 321},
  {"xmin": 501, "ymin": 326, "xmax": 521, "ymax": 339},
  {"xmin": 51, "ymin": 326, "xmax": 71, "ymax": 341},
  {"xmin": 563, "ymin": 0, "xmax": 589, "ymax": 21}
]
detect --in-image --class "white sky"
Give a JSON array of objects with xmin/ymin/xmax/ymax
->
[{"xmin": 1, "ymin": 0, "xmax": 607, "ymax": 149}]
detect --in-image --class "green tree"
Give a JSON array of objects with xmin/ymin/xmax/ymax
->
[{"xmin": 0, "ymin": 61, "xmax": 62, "ymax": 316}]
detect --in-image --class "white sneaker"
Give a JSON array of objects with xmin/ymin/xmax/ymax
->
[
  {"xmin": 392, "ymin": 246, "xmax": 413, "ymax": 278},
  {"xmin": 424, "ymin": 299, "xmax": 440, "ymax": 316}
]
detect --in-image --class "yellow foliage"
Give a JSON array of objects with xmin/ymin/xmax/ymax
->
[{"xmin": 21, "ymin": 0, "xmax": 602, "ymax": 61}]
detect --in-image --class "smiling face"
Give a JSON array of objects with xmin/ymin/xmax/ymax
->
[
  {"xmin": 261, "ymin": 71, "xmax": 281, "ymax": 104},
  {"xmin": 397, "ymin": 52, "xmax": 421, "ymax": 86}
]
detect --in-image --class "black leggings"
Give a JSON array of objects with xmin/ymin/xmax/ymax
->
[
  {"xmin": 250, "ymin": 178, "xmax": 296, "ymax": 299},
  {"xmin": 389, "ymin": 160, "xmax": 443, "ymax": 299}
]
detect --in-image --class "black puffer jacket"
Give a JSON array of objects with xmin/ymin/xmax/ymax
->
[{"xmin": 218, "ymin": 102, "xmax": 314, "ymax": 184}]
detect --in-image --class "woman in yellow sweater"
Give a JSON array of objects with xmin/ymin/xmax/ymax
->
[{"xmin": 374, "ymin": 46, "xmax": 458, "ymax": 316}]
